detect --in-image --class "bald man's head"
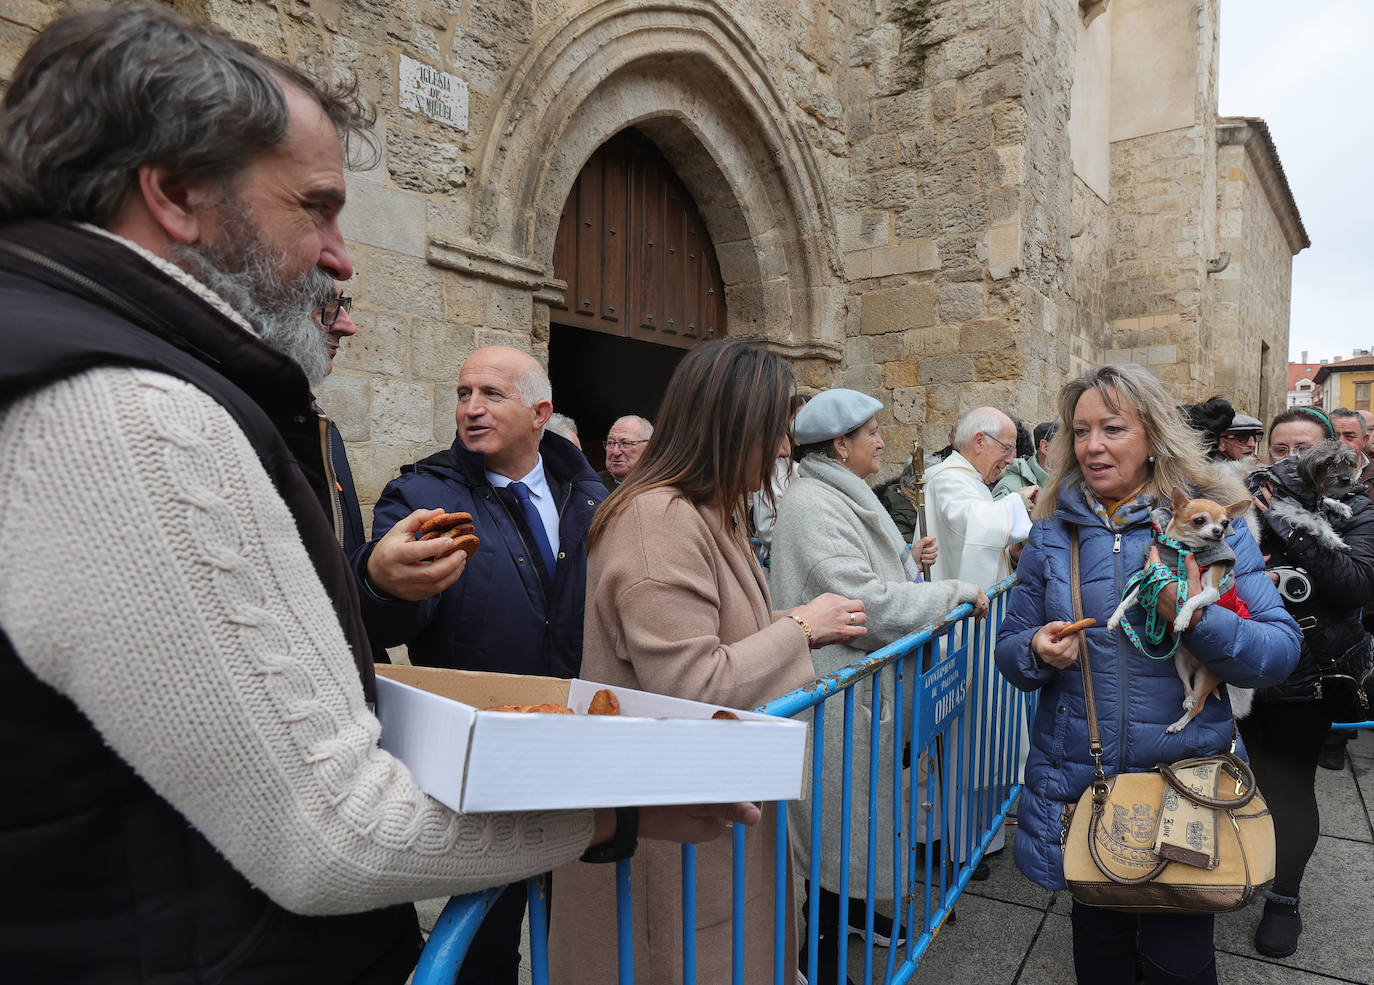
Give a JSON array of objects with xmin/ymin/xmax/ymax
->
[{"xmin": 456, "ymin": 346, "xmax": 553, "ymax": 479}]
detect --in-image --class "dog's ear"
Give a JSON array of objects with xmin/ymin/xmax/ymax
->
[
  {"xmin": 1224, "ymin": 498, "xmax": 1250, "ymax": 521},
  {"xmin": 1171, "ymin": 485, "xmax": 1188, "ymax": 512}
]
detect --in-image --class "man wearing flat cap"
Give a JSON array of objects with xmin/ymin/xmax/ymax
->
[{"xmin": 1218, "ymin": 413, "xmax": 1265, "ymax": 463}]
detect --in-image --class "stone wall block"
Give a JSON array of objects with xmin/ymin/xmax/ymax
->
[
  {"xmin": 986, "ymin": 220, "xmax": 1022, "ymax": 280},
  {"xmin": 920, "ymin": 156, "xmax": 980, "ymax": 199},
  {"xmin": 974, "ymin": 350, "xmax": 1023, "ymax": 380},
  {"xmin": 959, "ymin": 320, "xmax": 1015, "ymax": 353},
  {"xmin": 368, "ymin": 252, "xmax": 446, "ymax": 324},
  {"xmin": 845, "ymin": 335, "xmax": 875, "ymax": 365},
  {"xmin": 939, "ymin": 282, "xmax": 985, "ymax": 322},
  {"xmin": 843, "ymin": 362, "xmax": 884, "ymax": 391},
  {"xmin": 868, "ymin": 170, "xmax": 921, "ymax": 209},
  {"xmin": 372, "ymin": 379, "xmax": 434, "ymax": 443},
  {"xmin": 860, "ymin": 283, "xmax": 938, "ymax": 335},
  {"xmin": 988, "ymin": 186, "xmax": 1019, "ymax": 225},
  {"xmin": 884, "ymin": 359, "xmax": 921, "ymax": 389},
  {"xmin": 856, "ymin": 134, "xmax": 901, "ymax": 172},
  {"xmin": 938, "ymin": 196, "xmax": 989, "ymax": 236},
  {"xmin": 938, "ymin": 111, "xmax": 994, "ymax": 156},
  {"xmin": 898, "ymin": 126, "xmax": 938, "ymax": 166},
  {"xmin": 838, "ymin": 210, "xmax": 892, "ymax": 253},
  {"xmin": 844, "ymin": 249, "xmax": 873, "ymax": 280},
  {"xmin": 386, "ymin": 126, "xmax": 468, "ymax": 195},
  {"xmin": 350, "ymin": 441, "xmax": 426, "ymax": 511},
  {"xmin": 432, "ymin": 381, "xmax": 459, "ymax": 441},
  {"xmin": 340, "ymin": 177, "xmax": 425, "ymax": 256},
  {"xmin": 892, "ymin": 385, "xmax": 924, "ymax": 425},
  {"xmin": 411, "ymin": 318, "xmax": 476, "ymax": 383},
  {"xmin": 336, "ymin": 308, "xmax": 408, "ymax": 376},
  {"xmin": 932, "ymin": 81, "xmax": 958, "ymax": 121},
  {"xmin": 929, "ymin": 36, "xmax": 987, "ymax": 80},
  {"xmin": 991, "ymin": 102, "xmax": 1027, "ymax": 143},
  {"xmin": 871, "ymin": 239, "xmax": 940, "ymax": 277},
  {"xmin": 895, "ymin": 202, "xmax": 938, "ymax": 240},
  {"xmin": 872, "ymin": 332, "xmax": 905, "ymax": 364},
  {"xmin": 316, "ymin": 371, "xmax": 372, "ymax": 443},
  {"xmin": 876, "ymin": 90, "xmax": 931, "ymax": 133},
  {"xmin": 964, "ymin": 62, "xmax": 1023, "ymax": 107},
  {"xmin": 988, "ymin": 25, "xmax": 1022, "ymax": 64},
  {"xmin": 920, "ymin": 354, "xmax": 975, "ymax": 384}
]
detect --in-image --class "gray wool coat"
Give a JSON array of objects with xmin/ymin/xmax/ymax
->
[{"xmin": 770, "ymin": 454, "xmax": 982, "ymax": 896}]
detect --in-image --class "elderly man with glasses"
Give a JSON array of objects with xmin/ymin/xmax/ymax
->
[
  {"xmin": 596, "ymin": 413, "xmax": 653, "ymax": 487},
  {"xmin": 921, "ymin": 406, "xmax": 1034, "ymax": 875}
]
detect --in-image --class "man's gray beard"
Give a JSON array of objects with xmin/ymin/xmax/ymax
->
[{"xmin": 170, "ymin": 211, "xmax": 334, "ymax": 387}]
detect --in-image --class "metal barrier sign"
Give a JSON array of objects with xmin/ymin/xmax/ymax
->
[{"xmin": 917, "ymin": 643, "xmax": 967, "ymax": 750}]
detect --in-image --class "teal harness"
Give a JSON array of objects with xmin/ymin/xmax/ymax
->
[{"xmin": 1118, "ymin": 527, "xmax": 1194, "ymax": 661}]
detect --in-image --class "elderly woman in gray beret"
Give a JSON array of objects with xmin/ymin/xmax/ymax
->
[{"xmin": 770, "ymin": 389, "xmax": 987, "ymax": 984}]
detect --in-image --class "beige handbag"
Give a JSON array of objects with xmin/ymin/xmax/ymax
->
[{"xmin": 1059, "ymin": 530, "xmax": 1276, "ymax": 913}]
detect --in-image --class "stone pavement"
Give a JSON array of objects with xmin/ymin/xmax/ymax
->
[
  {"xmin": 907, "ymin": 731, "xmax": 1374, "ymax": 985},
  {"xmin": 417, "ymin": 731, "xmax": 1373, "ymax": 984}
]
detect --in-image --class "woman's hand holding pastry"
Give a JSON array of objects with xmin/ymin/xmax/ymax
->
[
  {"xmin": 1031, "ymin": 623, "xmax": 1081, "ymax": 669},
  {"xmin": 792, "ymin": 593, "xmax": 867, "ymax": 647}
]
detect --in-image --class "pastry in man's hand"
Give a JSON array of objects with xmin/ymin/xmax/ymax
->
[{"xmin": 416, "ymin": 511, "xmax": 480, "ymax": 558}]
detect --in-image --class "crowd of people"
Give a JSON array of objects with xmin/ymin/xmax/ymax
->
[{"xmin": 1, "ymin": 8, "xmax": 1367, "ymax": 985}]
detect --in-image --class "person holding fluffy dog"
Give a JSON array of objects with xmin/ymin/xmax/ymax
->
[
  {"xmin": 1239, "ymin": 407, "xmax": 1374, "ymax": 958},
  {"xmin": 995, "ymin": 365, "xmax": 1299, "ymax": 985}
]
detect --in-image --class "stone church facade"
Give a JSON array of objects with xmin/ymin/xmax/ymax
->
[{"xmin": 0, "ymin": 0, "xmax": 1307, "ymax": 515}]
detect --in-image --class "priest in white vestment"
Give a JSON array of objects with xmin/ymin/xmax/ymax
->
[{"xmin": 923, "ymin": 407, "xmax": 1036, "ymax": 870}]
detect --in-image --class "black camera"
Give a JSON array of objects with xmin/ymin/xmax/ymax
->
[{"xmin": 1270, "ymin": 566, "xmax": 1313, "ymax": 604}]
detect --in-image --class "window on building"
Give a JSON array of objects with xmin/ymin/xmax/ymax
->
[
  {"xmin": 1357, "ymin": 382, "xmax": 1372, "ymax": 411},
  {"xmin": 1299, "ymin": 383, "xmax": 1311, "ymax": 391}
]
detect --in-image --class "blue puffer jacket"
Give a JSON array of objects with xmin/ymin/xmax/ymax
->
[
  {"xmin": 995, "ymin": 481, "xmax": 1300, "ymax": 891},
  {"xmin": 353, "ymin": 431, "xmax": 608, "ymax": 677}
]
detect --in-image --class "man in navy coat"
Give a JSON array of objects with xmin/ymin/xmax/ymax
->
[{"xmin": 352, "ymin": 344, "xmax": 607, "ymax": 983}]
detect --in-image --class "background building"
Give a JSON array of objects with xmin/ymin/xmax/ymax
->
[
  {"xmin": 1313, "ymin": 351, "xmax": 1374, "ymax": 413},
  {"xmin": 0, "ymin": 0, "xmax": 1308, "ymax": 517},
  {"xmin": 1288, "ymin": 352, "xmax": 1322, "ymax": 407}
]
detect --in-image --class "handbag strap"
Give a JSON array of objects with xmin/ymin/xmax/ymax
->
[
  {"xmin": 1068, "ymin": 528, "xmax": 1109, "ymax": 802},
  {"xmin": 1158, "ymin": 752, "xmax": 1259, "ymax": 809}
]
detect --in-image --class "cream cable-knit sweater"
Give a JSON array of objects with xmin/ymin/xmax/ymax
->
[{"xmin": 0, "ymin": 365, "xmax": 594, "ymax": 915}]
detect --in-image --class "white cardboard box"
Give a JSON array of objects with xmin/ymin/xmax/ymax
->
[{"xmin": 375, "ymin": 666, "xmax": 808, "ymax": 812}]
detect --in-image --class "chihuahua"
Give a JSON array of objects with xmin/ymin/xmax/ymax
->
[{"xmin": 1107, "ymin": 486, "xmax": 1252, "ymax": 733}]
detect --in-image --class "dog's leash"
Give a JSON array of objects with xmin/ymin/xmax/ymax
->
[{"xmin": 1118, "ymin": 530, "xmax": 1192, "ymax": 660}]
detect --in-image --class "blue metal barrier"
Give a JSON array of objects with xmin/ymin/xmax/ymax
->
[{"xmin": 415, "ymin": 577, "xmax": 1031, "ymax": 983}]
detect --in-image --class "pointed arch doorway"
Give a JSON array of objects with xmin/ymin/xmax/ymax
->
[{"xmin": 547, "ymin": 126, "xmax": 727, "ymax": 468}]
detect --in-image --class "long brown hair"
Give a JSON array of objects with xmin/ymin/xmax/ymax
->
[
  {"xmin": 588, "ymin": 341, "xmax": 795, "ymax": 549},
  {"xmin": 1035, "ymin": 363, "xmax": 1213, "ymax": 521}
]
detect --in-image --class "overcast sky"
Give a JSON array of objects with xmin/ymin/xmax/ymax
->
[{"xmin": 1218, "ymin": 0, "xmax": 1374, "ymax": 362}]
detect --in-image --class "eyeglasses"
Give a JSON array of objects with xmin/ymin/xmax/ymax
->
[
  {"xmin": 1268, "ymin": 443, "xmax": 1313, "ymax": 460},
  {"xmin": 984, "ymin": 433, "xmax": 1016, "ymax": 456},
  {"xmin": 605, "ymin": 439, "xmax": 649, "ymax": 451},
  {"xmin": 1221, "ymin": 432, "xmax": 1259, "ymax": 444},
  {"xmin": 315, "ymin": 295, "xmax": 352, "ymax": 327}
]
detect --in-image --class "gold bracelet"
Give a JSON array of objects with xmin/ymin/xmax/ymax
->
[{"xmin": 789, "ymin": 614, "xmax": 813, "ymax": 645}]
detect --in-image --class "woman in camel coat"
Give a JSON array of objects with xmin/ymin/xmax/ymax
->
[{"xmin": 548, "ymin": 342, "xmax": 865, "ymax": 985}]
